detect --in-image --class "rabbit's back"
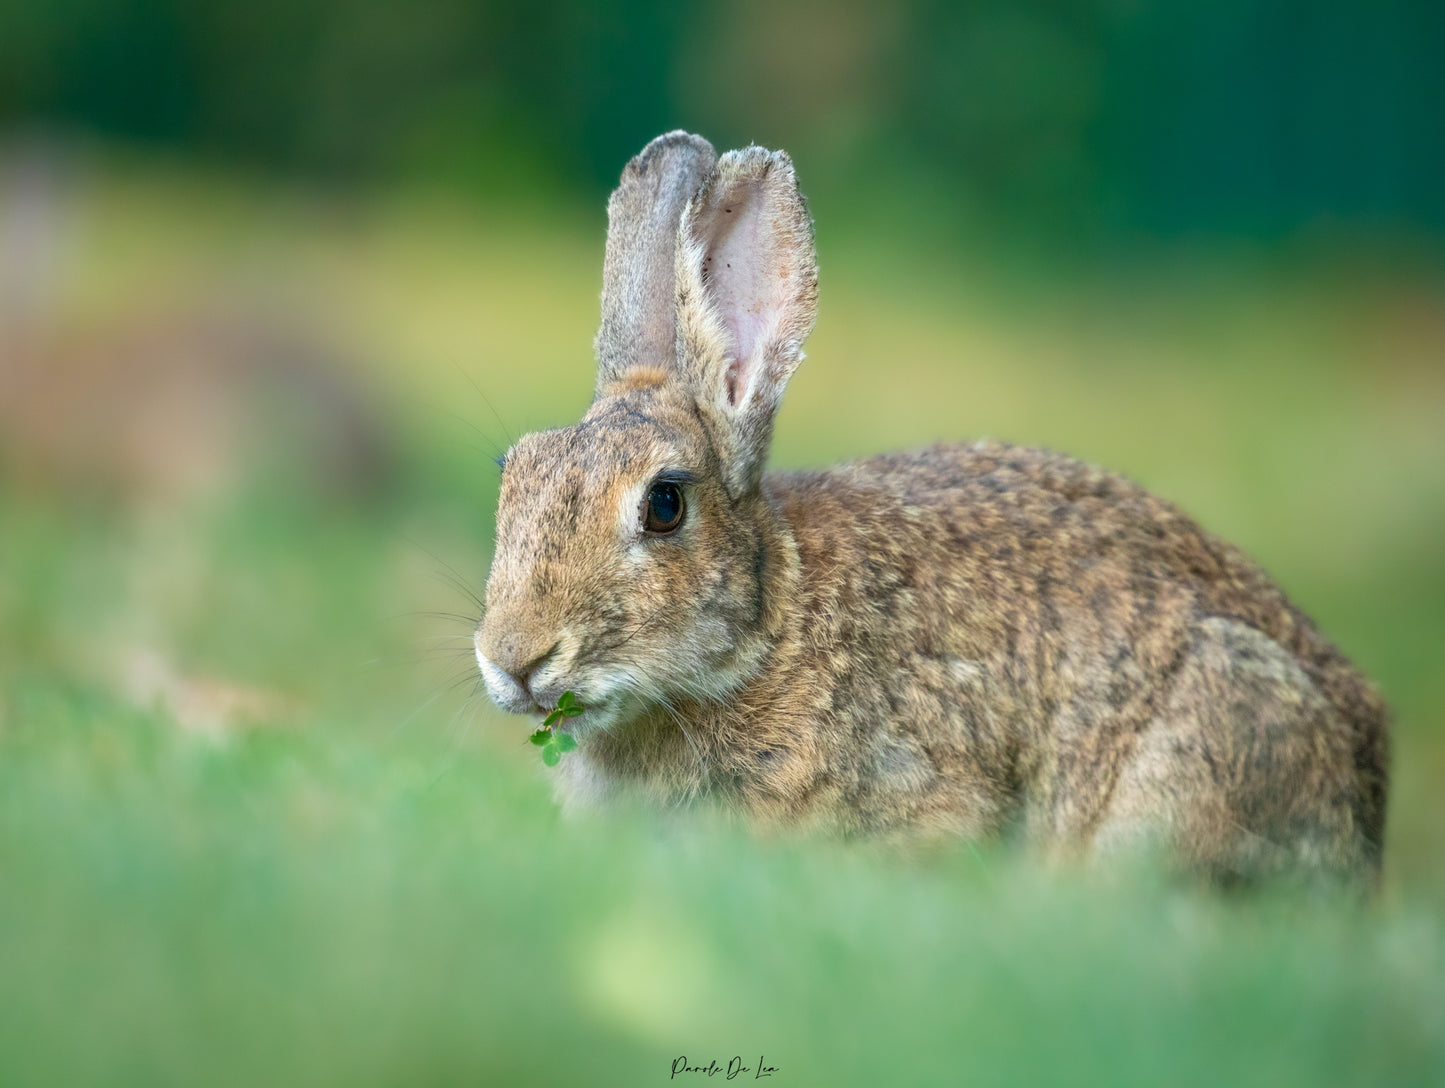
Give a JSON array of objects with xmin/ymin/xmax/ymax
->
[{"xmin": 761, "ymin": 440, "xmax": 1387, "ymax": 879}]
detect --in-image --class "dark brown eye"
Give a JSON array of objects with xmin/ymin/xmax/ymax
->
[{"xmin": 644, "ymin": 481, "xmax": 685, "ymax": 534}]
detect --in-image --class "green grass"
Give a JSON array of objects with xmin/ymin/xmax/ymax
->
[{"xmin": 2, "ymin": 163, "xmax": 1443, "ymax": 1085}]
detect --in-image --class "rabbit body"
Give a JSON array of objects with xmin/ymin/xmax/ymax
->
[{"xmin": 476, "ymin": 132, "xmax": 1388, "ymax": 884}]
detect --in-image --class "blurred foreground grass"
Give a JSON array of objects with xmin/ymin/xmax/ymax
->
[{"xmin": 2, "ymin": 160, "xmax": 1443, "ymax": 1085}]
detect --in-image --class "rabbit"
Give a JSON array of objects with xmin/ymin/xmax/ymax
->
[{"xmin": 474, "ymin": 131, "xmax": 1389, "ymax": 887}]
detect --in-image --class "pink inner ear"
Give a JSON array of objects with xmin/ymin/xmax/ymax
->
[{"xmin": 706, "ymin": 184, "xmax": 779, "ymax": 407}]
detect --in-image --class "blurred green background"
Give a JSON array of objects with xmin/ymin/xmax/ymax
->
[{"xmin": 2, "ymin": 2, "xmax": 1443, "ymax": 1085}]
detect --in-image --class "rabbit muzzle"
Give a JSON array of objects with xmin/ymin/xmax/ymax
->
[{"xmin": 474, "ymin": 623, "xmax": 568, "ymax": 715}]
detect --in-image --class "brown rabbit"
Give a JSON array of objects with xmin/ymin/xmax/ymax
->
[{"xmin": 474, "ymin": 131, "xmax": 1389, "ymax": 886}]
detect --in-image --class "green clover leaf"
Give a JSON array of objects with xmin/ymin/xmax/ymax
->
[{"xmin": 531, "ymin": 693, "xmax": 586, "ymax": 767}]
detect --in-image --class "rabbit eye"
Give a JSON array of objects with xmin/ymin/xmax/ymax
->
[{"xmin": 643, "ymin": 481, "xmax": 685, "ymax": 535}]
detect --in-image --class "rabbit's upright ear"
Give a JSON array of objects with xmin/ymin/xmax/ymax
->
[
  {"xmin": 676, "ymin": 146, "xmax": 818, "ymax": 499},
  {"xmin": 595, "ymin": 131, "xmax": 717, "ymax": 394}
]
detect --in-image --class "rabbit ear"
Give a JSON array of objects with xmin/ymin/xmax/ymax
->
[
  {"xmin": 676, "ymin": 146, "xmax": 818, "ymax": 498},
  {"xmin": 595, "ymin": 131, "xmax": 717, "ymax": 394}
]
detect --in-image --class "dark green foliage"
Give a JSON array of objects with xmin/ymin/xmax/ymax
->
[{"xmin": 1, "ymin": 0, "xmax": 1440, "ymax": 246}]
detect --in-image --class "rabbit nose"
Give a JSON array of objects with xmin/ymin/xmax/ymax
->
[{"xmin": 494, "ymin": 638, "xmax": 559, "ymax": 695}]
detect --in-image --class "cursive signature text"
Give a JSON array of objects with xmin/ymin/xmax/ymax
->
[{"xmin": 671, "ymin": 1055, "xmax": 778, "ymax": 1080}]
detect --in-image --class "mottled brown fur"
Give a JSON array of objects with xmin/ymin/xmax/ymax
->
[{"xmin": 475, "ymin": 133, "xmax": 1389, "ymax": 887}]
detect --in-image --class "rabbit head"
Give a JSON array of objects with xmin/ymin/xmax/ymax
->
[{"xmin": 475, "ymin": 132, "xmax": 818, "ymax": 731}]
